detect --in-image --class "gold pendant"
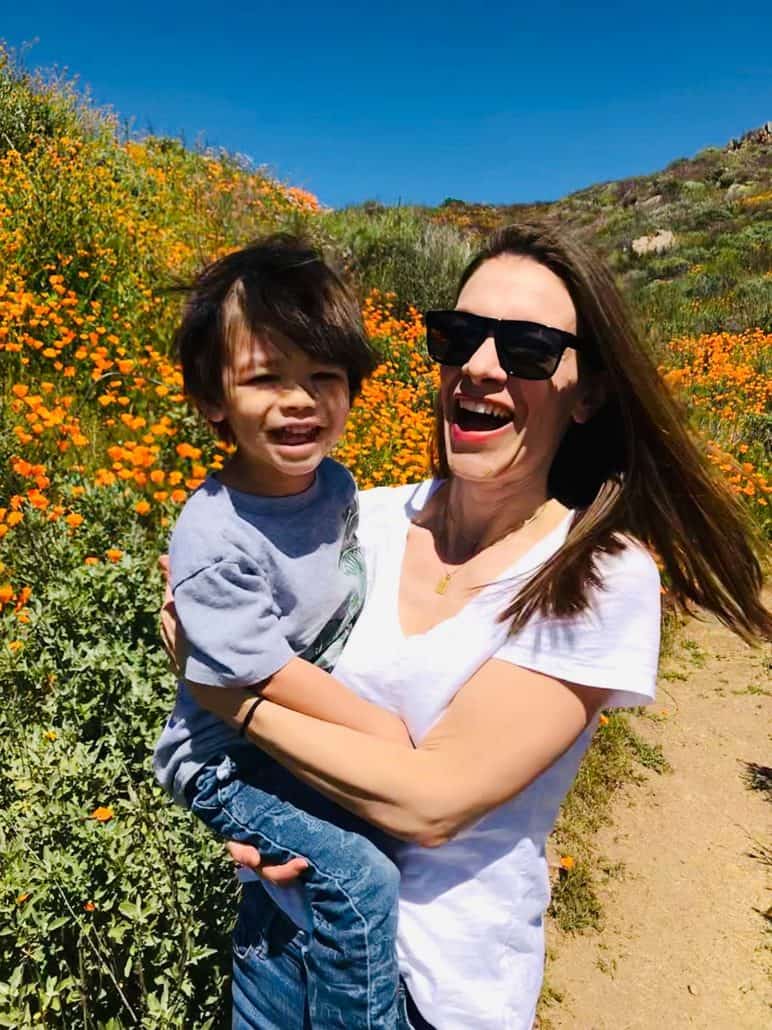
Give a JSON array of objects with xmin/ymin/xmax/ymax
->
[{"xmin": 435, "ymin": 572, "xmax": 452, "ymax": 595}]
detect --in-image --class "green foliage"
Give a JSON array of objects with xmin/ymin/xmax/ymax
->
[
  {"xmin": 0, "ymin": 45, "xmax": 96, "ymax": 156},
  {"xmin": 548, "ymin": 860, "xmax": 603, "ymax": 934},
  {"xmin": 0, "ymin": 481, "xmax": 236, "ymax": 1027},
  {"xmin": 319, "ymin": 205, "xmax": 474, "ymax": 313}
]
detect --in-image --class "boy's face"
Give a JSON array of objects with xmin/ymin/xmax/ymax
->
[{"xmin": 207, "ymin": 328, "xmax": 351, "ymax": 493}]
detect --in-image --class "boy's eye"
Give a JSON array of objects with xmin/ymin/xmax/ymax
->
[
  {"xmin": 245, "ymin": 374, "xmax": 279, "ymax": 385},
  {"xmin": 313, "ymin": 370, "xmax": 345, "ymax": 381}
]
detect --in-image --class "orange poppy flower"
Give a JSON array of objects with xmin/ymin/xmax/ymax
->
[{"xmin": 90, "ymin": 806, "xmax": 114, "ymax": 822}]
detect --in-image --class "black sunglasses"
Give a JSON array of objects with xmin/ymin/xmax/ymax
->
[{"xmin": 424, "ymin": 309, "xmax": 585, "ymax": 380}]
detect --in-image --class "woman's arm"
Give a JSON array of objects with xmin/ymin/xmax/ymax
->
[
  {"xmin": 187, "ymin": 657, "xmax": 413, "ymax": 746},
  {"xmin": 189, "ymin": 660, "xmax": 606, "ymax": 847}
]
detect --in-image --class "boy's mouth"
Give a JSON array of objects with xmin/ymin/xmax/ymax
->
[{"xmin": 269, "ymin": 425, "xmax": 323, "ymax": 446}]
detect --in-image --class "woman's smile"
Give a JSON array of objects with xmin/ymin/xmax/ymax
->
[{"xmin": 450, "ymin": 393, "xmax": 515, "ymax": 444}]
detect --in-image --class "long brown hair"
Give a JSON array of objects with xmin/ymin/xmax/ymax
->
[{"xmin": 431, "ymin": 223, "xmax": 770, "ymax": 642}]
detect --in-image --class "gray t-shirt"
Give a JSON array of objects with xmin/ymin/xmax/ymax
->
[{"xmin": 153, "ymin": 458, "xmax": 365, "ymax": 803}]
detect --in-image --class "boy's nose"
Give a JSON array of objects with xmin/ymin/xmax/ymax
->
[{"xmin": 282, "ymin": 382, "xmax": 317, "ymax": 413}]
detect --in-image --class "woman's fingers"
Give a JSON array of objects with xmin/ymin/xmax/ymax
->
[
  {"xmin": 158, "ymin": 554, "xmax": 171, "ymax": 582},
  {"xmin": 158, "ymin": 553, "xmax": 187, "ymax": 675},
  {"xmin": 261, "ymin": 857, "xmax": 309, "ymax": 885},
  {"xmin": 225, "ymin": 840, "xmax": 308, "ymax": 885},
  {"xmin": 227, "ymin": 840, "xmax": 262, "ymax": 869},
  {"xmin": 160, "ymin": 598, "xmax": 182, "ymax": 675}
]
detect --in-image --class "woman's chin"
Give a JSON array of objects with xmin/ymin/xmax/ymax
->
[
  {"xmin": 444, "ymin": 450, "xmax": 510, "ymax": 482},
  {"xmin": 443, "ymin": 425, "xmax": 524, "ymax": 482}
]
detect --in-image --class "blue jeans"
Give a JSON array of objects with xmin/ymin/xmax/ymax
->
[
  {"xmin": 189, "ymin": 754, "xmax": 402, "ymax": 1029},
  {"xmin": 232, "ymin": 881, "xmax": 435, "ymax": 1029}
]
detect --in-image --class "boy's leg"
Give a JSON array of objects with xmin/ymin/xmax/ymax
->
[
  {"xmin": 191, "ymin": 755, "xmax": 400, "ymax": 1030},
  {"xmin": 232, "ymin": 883, "xmax": 311, "ymax": 1030}
]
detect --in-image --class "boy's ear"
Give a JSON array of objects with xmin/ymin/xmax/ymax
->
[{"xmin": 572, "ymin": 371, "xmax": 607, "ymax": 425}]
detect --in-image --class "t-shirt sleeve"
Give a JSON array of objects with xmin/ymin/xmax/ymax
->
[
  {"xmin": 174, "ymin": 560, "xmax": 294, "ymax": 688},
  {"xmin": 494, "ymin": 542, "xmax": 661, "ymax": 708}
]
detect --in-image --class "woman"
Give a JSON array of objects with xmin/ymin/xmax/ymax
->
[{"xmin": 169, "ymin": 223, "xmax": 770, "ymax": 1029}]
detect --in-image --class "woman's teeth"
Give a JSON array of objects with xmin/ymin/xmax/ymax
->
[
  {"xmin": 454, "ymin": 398, "xmax": 511, "ymax": 431},
  {"xmin": 457, "ymin": 399, "xmax": 510, "ymax": 420}
]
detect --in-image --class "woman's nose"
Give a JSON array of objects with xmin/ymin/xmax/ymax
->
[{"xmin": 462, "ymin": 336, "xmax": 508, "ymax": 384}]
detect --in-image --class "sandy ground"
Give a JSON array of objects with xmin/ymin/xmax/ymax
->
[{"xmin": 542, "ymin": 606, "xmax": 771, "ymax": 1030}]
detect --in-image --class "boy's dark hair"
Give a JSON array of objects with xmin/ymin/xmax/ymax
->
[{"xmin": 175, "ymin": 234, "xmax": 376, "ymax": 434}]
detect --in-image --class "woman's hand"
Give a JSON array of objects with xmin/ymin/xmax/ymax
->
[
  {"xmin": 226, "ymin": 840, "xmax": 309, "ymax": 885},
  {"xmin": 159, "ymin": 554, "xmax": 186, "ymax": 675},
  {"xmin": 187, "ymin": 681, "xmax": 251, "ymax": 728}
]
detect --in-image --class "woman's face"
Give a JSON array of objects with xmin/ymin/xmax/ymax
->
[{"xmin": 440, "ymin": 254, "xmax": 597, "ymax": 487}]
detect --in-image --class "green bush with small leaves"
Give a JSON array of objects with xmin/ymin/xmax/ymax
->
[{"xmin": 0, "ymin": 488, "xmax": 237, "ymax": 1028}]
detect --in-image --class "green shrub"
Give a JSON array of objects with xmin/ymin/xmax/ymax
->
[
  {"xmin": 0, "ymin": 479, "xmax": 236, "ymax": 1027},
  {"xmin": 0, "ymin": 46, "xmax": 96, "ymax": 156},
  {"xmin": 320, "ymin": 205, "xmax": 474, "ymax": 313}
]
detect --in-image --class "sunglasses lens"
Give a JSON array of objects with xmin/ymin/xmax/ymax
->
[
  {"xmin": 425, "ymin": 312, "xmax": 485, "ymax": 366},
  {"xmin": 496, "ymin": 324, "xmax": 566, "ymax": 380}
]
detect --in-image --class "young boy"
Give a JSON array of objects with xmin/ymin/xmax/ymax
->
[{"xmin": 153, "ymin": 236, "xmax": 411, "ymax": 1028}]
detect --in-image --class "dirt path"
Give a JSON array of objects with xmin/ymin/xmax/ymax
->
[{"xmin": 543, "ymin": 607, "xmax": 770, "ymax": 1029}]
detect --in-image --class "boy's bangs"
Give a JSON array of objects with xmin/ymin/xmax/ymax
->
[{"xmin": 230, "ymin": 271, "xmax": 376, "ymax": 389}]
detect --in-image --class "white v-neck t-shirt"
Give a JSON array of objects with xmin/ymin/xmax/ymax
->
[{"xmin": 331, "ymin": 480, "xmax": 661, "ymax": 1030}]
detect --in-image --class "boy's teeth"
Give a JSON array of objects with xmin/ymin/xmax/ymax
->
[{"xmin": 275, "ymin": 425, "xmax": 319, "ymax": 442}]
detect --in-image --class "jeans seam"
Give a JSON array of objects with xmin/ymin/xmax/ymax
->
[{"xmin": 222, "ymin": 786, "xmax": 378, "ymax": 1030}]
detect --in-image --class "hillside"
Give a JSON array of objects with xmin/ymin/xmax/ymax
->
[{"xmin": 431, "ymin": 124, "xmax": 772, "ymax": 339}]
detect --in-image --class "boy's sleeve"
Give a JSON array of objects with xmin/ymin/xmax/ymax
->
[{"xmin": 174, "ymin": 560, "xmax": 295, "ymax": 688}]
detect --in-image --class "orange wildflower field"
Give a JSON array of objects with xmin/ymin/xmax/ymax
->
[
  {"xmin": 2, "ymin": 279, "xmax": 768, "ymax": 636},
  {"xmin": 659, "ymin": 329, "xmax": 771, "ymax": 514}
]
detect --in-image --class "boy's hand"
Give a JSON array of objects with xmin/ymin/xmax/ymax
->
[
  {"xmin": 226, "ymin": 840, "xmax": 308, "ymax": 885},
  {"xmin": 159, "ymin": 554, "xmax": 186, "ymax": 675}
]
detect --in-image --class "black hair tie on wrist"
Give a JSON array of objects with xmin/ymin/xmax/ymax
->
[{"xmin": 239, "ymin": 696, "xmax": 264, "ymax": 738}]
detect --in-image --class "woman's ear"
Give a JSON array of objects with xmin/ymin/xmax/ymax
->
[
  {"xmin": 572, "ymin": 372, "xmax": 607, "ymax": 425},
  {"xmin": 198, "ymin": 400, "xmax": 226, "ymax": 424}
]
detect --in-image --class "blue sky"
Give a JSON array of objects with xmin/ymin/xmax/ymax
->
[{"xmin": 3, "ymin": 2, "xmax": 771, "ymax": 208}]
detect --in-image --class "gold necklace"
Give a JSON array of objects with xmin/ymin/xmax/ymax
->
[{"xmin": 433, "ymin": 500, "xmax": 549, "ymax": 595}]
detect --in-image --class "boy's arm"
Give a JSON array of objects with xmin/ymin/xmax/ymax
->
[
  {"xmin": 186, "ymin": 657, "xmax": 412, "ymax": 746},
  {"xmin": 258, "ymin": 658, "xmax": 413, "ymax": 745},
  {"xmin": 168, "ymin": 531, "xmax": 413, "ymax": 746}
]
